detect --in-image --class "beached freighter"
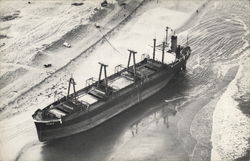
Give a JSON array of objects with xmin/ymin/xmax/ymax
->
[{"xmin": 32, "ymin": 31, "xmax": 191, "ymax": 142}]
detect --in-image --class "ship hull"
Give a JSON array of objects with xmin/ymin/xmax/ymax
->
[{"xmin": 34, "ymin": 57, "xmax": 188, "ymax": 142}]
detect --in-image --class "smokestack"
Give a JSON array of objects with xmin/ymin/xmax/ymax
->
[
  {"xmin": 171, "ymin": 35, "xmax": 177, "ymax": 52},
  {"xmin": 176, "ymin": 45, "xmax": 181, "ymax": 59},
  {"xmin": 162, "ymin": 42, "xmax": 165, "ymax": 64},
  {"xmin": 153, "ymin": 39, "xmax": 156, "ymax": 60}
]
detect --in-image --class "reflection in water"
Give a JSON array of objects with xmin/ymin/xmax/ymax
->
[
  {"xmin": 39, "ymin": 72, "xmax": 190, "ymax": 161},
  {"xmin": 129, "ymin": 104, "xmax": 176, "ymax": 137},
  {"xmin": 8, "ymin": 0, "xmax": 249, "ymax": 160}
]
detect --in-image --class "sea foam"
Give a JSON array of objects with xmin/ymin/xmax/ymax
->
[{"xmin": 211, "ymin": 53, "xmax": 250, "ymax": 161}]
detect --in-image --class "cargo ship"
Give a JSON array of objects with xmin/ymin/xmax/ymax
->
[{"xmin": 32, "ymin": 31, "xmax": 191, "ymax": 142}]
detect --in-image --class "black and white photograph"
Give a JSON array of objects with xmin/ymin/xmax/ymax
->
[{"xmin": 0, "ymin": 0, "xmax": 249, "ymax": 161}]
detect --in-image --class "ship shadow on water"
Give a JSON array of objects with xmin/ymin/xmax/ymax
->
[{"xmin": 40, "ymin": 71, "xmax": 192, "ymax": 161}]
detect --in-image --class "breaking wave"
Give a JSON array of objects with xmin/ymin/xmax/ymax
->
[
  {"xmin": 211, "ymin": 52, "xmax": 250, "ymax": 161},
  {"xmin": 211, "ymin": 0, "xmax": 250, "ymax": 159}
]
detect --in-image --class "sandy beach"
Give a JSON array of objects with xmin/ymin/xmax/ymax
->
[{"xmin": 1, "ymin": 0, "xmax": 249, "ymax": 161}]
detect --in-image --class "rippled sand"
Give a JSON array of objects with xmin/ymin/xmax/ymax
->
[{"xmin": 1, "ymin": 0, "xmax": 249, "ymax": 161}]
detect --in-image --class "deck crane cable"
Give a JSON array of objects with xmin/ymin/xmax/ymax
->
[{"xmin": 97, "ymin": 28, "xmax": 124, "ymax": 56}]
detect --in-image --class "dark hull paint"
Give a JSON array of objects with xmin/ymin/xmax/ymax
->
[{"xmin": 35, "ymin": 57, "xmax": 188, "ymax": 141}]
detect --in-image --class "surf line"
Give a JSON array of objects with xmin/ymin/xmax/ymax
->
[
  {"xmin": 165, "ymin": 95, "xmax": 193, "ymax": 103},
  {"xmin": 14, "ymin": 141, "xmax": 41, "ymax": 161}
]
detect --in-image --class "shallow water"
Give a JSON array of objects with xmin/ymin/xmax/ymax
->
[{"xmin": 1, "ymin": 0, "xmax": 250, "ymax": 161}]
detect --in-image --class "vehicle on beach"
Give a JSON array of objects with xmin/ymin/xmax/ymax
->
[{"xmin": 63, "ymin": 42, "xmax": 71, "ymax": 48}]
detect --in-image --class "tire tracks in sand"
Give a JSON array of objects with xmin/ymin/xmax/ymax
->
[{"xmin": 0, "ymin": 0, "xmax": 148, "ymax": 118}]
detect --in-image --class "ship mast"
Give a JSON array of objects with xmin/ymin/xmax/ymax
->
[
  {"xmin": 152, "ymin": 38, "xmax": 156, "ymax": 60},
  {"xmin": 186, "ymin": 34, "xmax": 189, "ymax": 46},
  {"xmin": 67, "ymin": 77, "xmax": 77, "ymax": 102},
  {"xmin": 127, "ymin": 49, "xmax": 137, "ymax": 80},
  {"xmin": 165, "ymin": 26, "xmax": 169, "ymax": 46},
  {"xmin": 97, "ymin": 62, "xmax": 109, "ymax": 96},
  {"xmin": 162, "ymin": 41, "xmax": 165, "ymax": 64}
]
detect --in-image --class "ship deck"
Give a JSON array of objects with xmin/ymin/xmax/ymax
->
[{"xmin": 33, "ymin": 59, "xmax": 167, "ymax": 122}]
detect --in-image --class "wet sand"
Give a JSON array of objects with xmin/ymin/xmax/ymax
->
[
  {"xmin": 1, "ymin": 0, "xmax": 249, "ymax": 160},
  {"xmin": 15, "ymin": 65, "xmax": 238, "ymax": 161}
]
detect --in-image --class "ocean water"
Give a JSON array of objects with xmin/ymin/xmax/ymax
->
[
  {"xmin": 1, "ymin": 0, "xmax": 249, "ymax": 161},
  {"xmin": 209, "ymin": 0, "xmax": 250, "ymax": 160},
  {"xmin": 211, "ymin": 50, "xmax": 250, "ymax": 161},
  {"xmin": 180, "ymin": 0, "xmax": 250, "ymax": 160}
]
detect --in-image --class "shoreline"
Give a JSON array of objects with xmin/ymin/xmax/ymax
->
[
  {"xmin": 211, "ymin": 3, "xmax": 250, "ymax": 159},
  {"xmin": 0, "ymin": 0, "xmax": 206, "ymax": 119},
  {"xmin": 0, "ymin": 0, "xmax": 147, "ymax": 116},
  {"xmin": 211, "ymin": 54, "xmax": 250, "ymax": 161},
  {"xmin": 0, "ymin": 1, "xmax": 207, "ymax": 161}
]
